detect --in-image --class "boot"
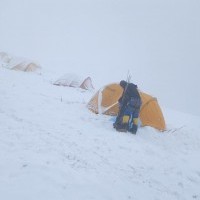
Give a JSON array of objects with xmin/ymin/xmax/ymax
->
[
  {"xmin": 116, "ymin": 123, "xmax": 128, "ymax": 132},
  {"xmin": 129, "ymin": 124, "xmax": 137, "ymax": 134}
]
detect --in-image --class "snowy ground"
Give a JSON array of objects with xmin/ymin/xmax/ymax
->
[{"xmin": 0, "ymin": 68, "xmax": 200, "ymax": 200}]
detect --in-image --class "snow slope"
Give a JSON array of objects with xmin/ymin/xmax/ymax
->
[{"xmin": 0, "ymin": 68, "xmax": 200, "ymax": 200}]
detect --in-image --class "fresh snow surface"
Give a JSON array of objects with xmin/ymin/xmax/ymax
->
[{"xmin": 0, "ymin": 68, "xmax": 200, "ymax": 200}]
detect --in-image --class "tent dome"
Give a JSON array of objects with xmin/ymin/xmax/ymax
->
[
  {"xmin": 54, "ymin": 73, "xmax": 94, "ymax": 90},
  {"xmin": 87, "ymin": 83, "xmax": 166, "ymax": 131}
]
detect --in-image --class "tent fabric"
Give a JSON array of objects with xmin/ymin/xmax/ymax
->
[
  {"xmin": 87, "ymin": 83, "xmax": 166, "ymax": 131},
  {"xmin": 80, "ymin": 77, "xmax": 94, "ymax": 90},
  {"xmin": 0, "ymin": 52, "xmax": 41, "ymax": 72},
  {"xmin": 54, "ymin": 73, "xmax": 94, "ymax": 90},
  {"xmin": 11, "ymin": 62, "xmax": 41, "ymax": 72}
]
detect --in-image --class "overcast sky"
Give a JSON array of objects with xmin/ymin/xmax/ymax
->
[{"xmin": 1, "ymin": 0, "xmax": 200, "ymax": 116}]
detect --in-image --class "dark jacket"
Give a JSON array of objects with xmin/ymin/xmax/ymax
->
[
  {"xmin": 119, "ymin": 82, "xmax": 141, "ymax": 107},
  {"xmin": 115, "ymin": 81, "xmax": 141, "ymax": 125}
]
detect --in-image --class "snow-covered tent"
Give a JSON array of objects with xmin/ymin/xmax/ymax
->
[
  {"xmin": 54, "ymin": 73, "xmax": 94, "ymax": 90},
  {"xmin": 0, "ymin": 52, "xmax": 41, "ymax": 72},
  {"xmin": 11, "ymin": 61, "xmax": 41, "ymax": 72},
  {"xmin": 87, "ymin": 83, "xmax": 166, "ymax": 131}
]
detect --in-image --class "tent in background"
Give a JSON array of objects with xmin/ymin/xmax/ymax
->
[
  {"xmin": 0, "ymin": 51, "xmax": 41, "ymax": 72},
  {"xmin": 54, "ymin": 73, "xmax": 94, "ymax": 90},
  {"xmin": 87, "ymin": 83, "xmax": 166, "ymax": 131},
  {"xmin": 11, "ymin": 61, "xmax": 41, "ymax": 72}
]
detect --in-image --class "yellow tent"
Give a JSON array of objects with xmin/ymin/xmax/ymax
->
[{"xmin": 87, "ymin": 83, "xmax": 166, "ymax": 131}]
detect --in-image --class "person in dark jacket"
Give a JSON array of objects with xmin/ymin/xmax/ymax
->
[{"xmin": 113, "ymin": 80, "xmax": 142, "ymax": 134}]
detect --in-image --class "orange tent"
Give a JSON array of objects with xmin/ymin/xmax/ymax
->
[{"xmin": 87, "ymin": 83, "xmax": 166, "ymax": 131}]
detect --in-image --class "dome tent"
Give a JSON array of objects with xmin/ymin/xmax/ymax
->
[
  {"xmin": 54, "ymin": 73, "xmax": 94, "ymax": 90},
  {"xmin": 0, "ymin": 52, "xmax": 41, "ymax": 72},
  {"xmin": 87, "ymin": 83, "xmax": 166, "ymax": 131},
  {"xmin": 11, "ymin": 61, "xmax": 41, "ymax": 72}
]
